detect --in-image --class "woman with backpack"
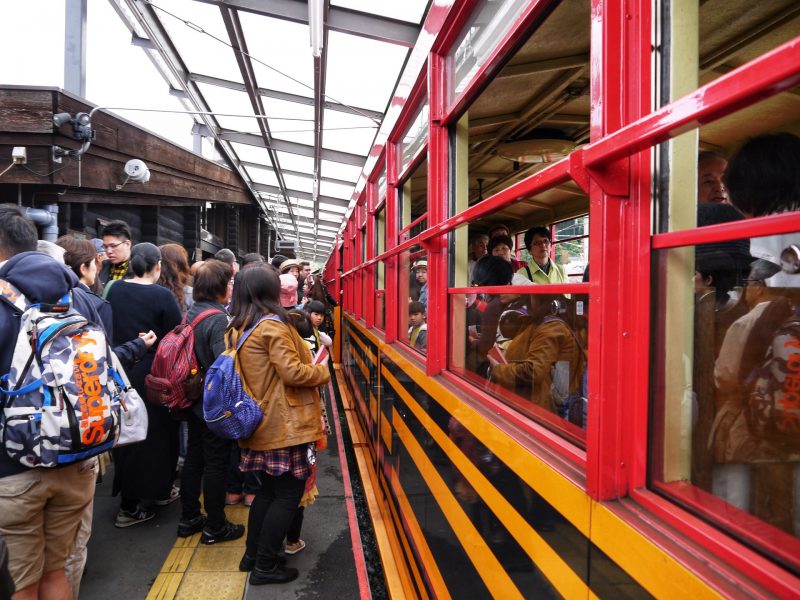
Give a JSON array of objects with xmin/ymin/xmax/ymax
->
[
  {"xmin": 106, "ymin": 243, "xmax": 183, "ymax": 527},
  {"xmin": 176, "ymin": 259, "xmax": 245, "ymax": 544},
  {"xmin": 228, "ymin": 267, "xmax": 330, "ymax": 585}
]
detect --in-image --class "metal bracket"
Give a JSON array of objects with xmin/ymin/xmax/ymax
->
[{"xmin": 586, "ymin": 155, "xmax": 630, "ymax": 197}]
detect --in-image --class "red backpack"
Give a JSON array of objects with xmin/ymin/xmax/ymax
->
[{"xmin": 145, "ymin": 308, "xmax": 224, "ymax": 411}]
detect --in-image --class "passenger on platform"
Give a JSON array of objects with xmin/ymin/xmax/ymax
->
[
  {"xmin": 242, "ymin": 252, "xmax": 265, "ymax": 266},
  {"xmin": 489, "ymin": 235, "xmax": 530, "ymax": 284},
  {"xmin": 228, "ymin": 267, "xmax": 330, "ymax": 585},
  {"xmin": 724, "ymin": 132, "xmax": 800, "ymax": 287},
  {"xmin": 106, "ymin": 243, "xmax": 183, "ymax": 528},
  {"xmin": 177, "ymin": 259, "xmax": 246, "ymax": 544},
  {"xmin": 516, "ymin": 226, "xmax": 567, "ymax": 284},
  {"xmin": 408, "ymin": 301, "xmax": 428, "ymax": 353},
  {"xmin": 304, "ymin": 300, "xmax": 333, "ymax": 352},
  {"xmin": 280, "ymin": 258, "xmax": 301, "ymax": 280},
  {"xmin": 305, "ymin": 275, "xmax": 338, "ymax": 339},
  {"xmin": 57, "ymin": 236, "xmax": 155, "ymax": 369},
  {"xmin": 270, "ymin": 254, "xmax": 288, "ymax": 270},
  {"xmin": 280, "ymin": 273, "xmax": 300, "ymax": 309},
  {"xmin": 159, "ymin": 243, "xmax": 193, "ymax": 315},
  {"xmin": 467, "ymin": 233, "xmax": 489, "ymax": 284},
  {"xmin": 56, "ymin": 235, "xmax": 155, "ymax": 598},
  {"xmin": 697, "ymin": 151, "xmax": 729, "ymax": 205},
  {"xmin": 488, "ymin": 295, "xmax": 584, "ymax": 417},
  {"xmin": 413, "ymin": 259, "xmax": 428, "ymax": 306},
  {"xmin": 214, "ymin": 248, "xmax": 240, "ymax": 276},
  {"xmin": 98, "ymin": 219, "xmax": 134, "ymax": 286},
  {"xmin": 0, "ymin": 205, "xmax": 102, "ymax": 600},
  {"xmin": 298, "ymin": 261, "xmax": 311, "ymax": 303}
]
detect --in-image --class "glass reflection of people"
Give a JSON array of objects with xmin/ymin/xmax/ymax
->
[
  {"xmin": 697, "ymin": 151, "xmax": 729, "ymax": 204},
  {"xmin": 724, "ymin": 132, "xmax": 800, "ymax": 287},
  {"xmin": 408, "ymin": 301, "xmax": 427, "ymax": 353},
  {"xmin": 413, "ymin": 259, "xmax": 428, "ymax": 306},
  {"xmin": 468, "ymin": 256, "xmax": 515, "ymax": 373}
]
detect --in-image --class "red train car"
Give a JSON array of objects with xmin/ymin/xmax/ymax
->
[{"xmin": 325, "ymin": 0, "xmax": 800, "ymax": 597}]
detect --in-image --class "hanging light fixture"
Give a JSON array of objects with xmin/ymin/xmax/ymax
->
[
  {"xmin": 309, "ymin": 0, "xmax": 324, "ymax": 58},
  {"xmin": 495, "ymin": 139, "xmax": 576, "ymax": 164}
]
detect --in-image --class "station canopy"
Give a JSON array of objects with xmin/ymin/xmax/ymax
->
[{"xmin": 109, "ymin": 0, "xmax": 430, "ymax": 261}]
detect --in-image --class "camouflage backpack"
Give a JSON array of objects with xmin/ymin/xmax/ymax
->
[{"xmin": 0, "ymin": 279, "xmax": 125, "ymax": 467}]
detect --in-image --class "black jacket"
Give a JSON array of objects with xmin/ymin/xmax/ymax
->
[{"xmin": 186, "ymin": 300, "xmax": 229, "ymax": 418}]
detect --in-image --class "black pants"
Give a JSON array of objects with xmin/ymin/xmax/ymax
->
[
  {"xmin": 286, "ymin": 507, "xmax": 305, "ymax": 543},
  {"xmin": 246, "ymin": 472, "xmax": 305, "ymax": 570},
  {"xmin": 180, "ymin": 411, "xmax": 231, "ymax": 530}
]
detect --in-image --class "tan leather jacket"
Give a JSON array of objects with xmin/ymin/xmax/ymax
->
[{"xmin": 232, "ymin": 316, "xmax": 329, "ymax": 451}]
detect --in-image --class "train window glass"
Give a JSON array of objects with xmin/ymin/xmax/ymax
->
[
  {"xmin": 552, "ymin": 216, "xmax": 589, "ymax": 282},
  {"xmin": 652, "ymin": 0, "xmax": 800, "ymax": 233},
  {"xmin": 375, "ymin": 207, "xmax": 386, "ymax": 331},
  {"xmin": 651, "ymin": 227, "xmax": 800, "ymax": 571},
  {"xmin": 400, "ymin": 101, "xmax": 429, "ymax": 176},
  {"xmin": 377, "ymin": 166, "xmax": 387, "ymax": 202},
  {"xmin": 449, "ymin": 289, "xmax": 589, "ymax": 446},
  {"xmin": 445, "ymin": 0, "xmax": 530, "ymax": 106}
]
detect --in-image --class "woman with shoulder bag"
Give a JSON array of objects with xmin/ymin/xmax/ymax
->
[
  {"xmin": 230, "ymin": 267, "xmax": 330, "ymax": 585},
  {"xmin": 177, "ymin": 259, "xmax": 245, "ymax": 544}
]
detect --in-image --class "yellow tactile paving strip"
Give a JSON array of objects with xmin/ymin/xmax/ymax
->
[{"xmin": 144, "ymin": 505, "xmax": 250, "ymax": 600}]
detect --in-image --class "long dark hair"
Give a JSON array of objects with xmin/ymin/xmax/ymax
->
[
  {"xmin": 228, "ymin": 266, "xmax": 287, "ymax": 331},
  {"xmin": 308, "ymin": 275, "xmax": 328, "ymax": 303},
  {"xmin": 159, "ymin": 243, "xmax": 191, "ymax": 311}
]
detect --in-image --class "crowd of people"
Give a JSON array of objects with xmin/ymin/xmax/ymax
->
[{"xmin": 0, "ymin": 213, "xmax": 339, "ymax": 597}]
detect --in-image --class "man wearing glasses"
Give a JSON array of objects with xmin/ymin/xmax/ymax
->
[
  {"xmin": 517, "ymin": 226, "xmax": 566, "ymax": 285},
  {"xmin": 98, "ymin": 220, "xmax": 134, "ymax": 286}
]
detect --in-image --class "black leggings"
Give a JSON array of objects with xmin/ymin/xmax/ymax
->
[{"xmin": 246, "ymin": 472, "xmax": 305, "ymax": 570}]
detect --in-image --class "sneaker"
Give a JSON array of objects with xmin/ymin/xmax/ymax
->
[
  {"xmin": 115, "ymin": 506, "xmax": 155, "ymax": 528},
  {"xmin": 177, "ymin": 515, "xmax": 206, "ymax": 537},
  {"xmin": 243, "ymin": 494, "xmax": 256, "ymax": 507},
  {"xmin": 249, "ymin": 565, "xmax": 298, "ymax": 585},
  {"xmin": 284, "ymin": 539, "xmax": 306, "ymax": 555},
  {"xmin": 201, "ymin": 520, "xmax": 245, "ymax": 545},
  {"xmin": 154, "ymin": 485, "xmax": 180, "ymax": 506},
  {"xmin": 225, "ymin": 492, "xmax": 244, "ymax": 505},
  {"xmin": 239, "ymin": 553, "xmax": 287, "ymax": 571}
]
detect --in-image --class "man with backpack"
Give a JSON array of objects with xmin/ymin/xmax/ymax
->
[{"xmin": 0, "ymin": 205, "xmax": 101, "ymax": 600}]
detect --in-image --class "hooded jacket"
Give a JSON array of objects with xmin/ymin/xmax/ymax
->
[
  {"xmin": 0, "ymin": 252, "xmax": 104, "ymax": 477},
  {"xmin": 234, "ymin": 316, "xmax": 329, "ymax": 451}
]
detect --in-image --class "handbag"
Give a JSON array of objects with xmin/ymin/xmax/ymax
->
[{"xmin": 109, "ymin": 350, "xmax": 148, "ymax": 446}]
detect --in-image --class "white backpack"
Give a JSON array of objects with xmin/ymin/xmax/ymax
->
[{"xmin": 0, "ymin": 279, "xmax": 147, "ymax": 467}]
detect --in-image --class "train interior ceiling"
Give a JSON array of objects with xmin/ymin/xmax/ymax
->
[{"xmin": 405, "ymin": 0, "xmax": 800, "ymax": 235}]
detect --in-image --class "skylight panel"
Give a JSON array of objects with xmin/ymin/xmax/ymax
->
[
  {"xmin": 331, "ymin": 0, "xmax": 429, "ymax": 23},
  {"xmin": 325, "ymin": 31, "xmax": 408, "ymax": 112}
]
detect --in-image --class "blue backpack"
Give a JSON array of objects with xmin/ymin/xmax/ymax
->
[{"xmin": 203, "ymin": 316, "xmax": 278, "ymax": 439}]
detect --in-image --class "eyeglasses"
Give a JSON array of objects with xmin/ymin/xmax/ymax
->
[
  {"xmin": 531, "ymin": 239, "xmax": 551, "ymax": 247},
  {"xmin": 102, "ymin": 241, "xmax": 127, "ymax": 250}
]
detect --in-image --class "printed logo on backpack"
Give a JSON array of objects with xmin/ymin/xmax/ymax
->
[{"xmin": 0, "ymin": 279, "xmax": 130, "ymax": 467}]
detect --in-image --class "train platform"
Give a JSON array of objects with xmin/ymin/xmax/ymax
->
[{"xmin": 78, "ymin": 378, "xmax": 372, "ymax": 600}]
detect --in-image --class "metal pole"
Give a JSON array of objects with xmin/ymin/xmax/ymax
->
[{"xmin": 64, "ymin": 0, "xmax": 87, "ymax": 98}]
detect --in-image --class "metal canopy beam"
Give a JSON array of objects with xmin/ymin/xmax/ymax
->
[
  {"xmin": 220, "ymin": 130, "xmax": 367, "ymax": 166},
  {"xmin": 193, "ymin": 0, "xmax": 419, "ymax": 47},
  {"xmin": 251, "ymin": 183, "xmax": 349, "ymax": 209},
  {"xmin": 220, "ymin": 6, "xmax": 300, "ymax": 240},
  {"xmin": 241, "ymin": 161, "xmax": 357, "ymax": 187},
  {"xmin": 189, "ymin": 72, "xmax": 384, "ymax": 121}
]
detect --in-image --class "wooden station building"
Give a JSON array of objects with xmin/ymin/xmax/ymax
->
[{"xmin": 0, "ymin": 86, "xmax": 277, "ymax": 259}]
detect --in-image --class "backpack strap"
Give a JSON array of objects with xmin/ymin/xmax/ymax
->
[
  {"xmin": 188, "ymin": 307, "xmax": 226, "ymax": 328},
  {"xmin": 102, "ymin": 279, "xmax": 118, "ymax": 300},
  {"xmin": 235, "ymin": 314, "xmax": 282, "ymax": 351},
  {"xmin": 524, "ymin": 265, "xmax": 533, "ymax": 281},
  {"xmin": 0, "ymin": 278, "xmax": 26, "ymax": 314}
]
